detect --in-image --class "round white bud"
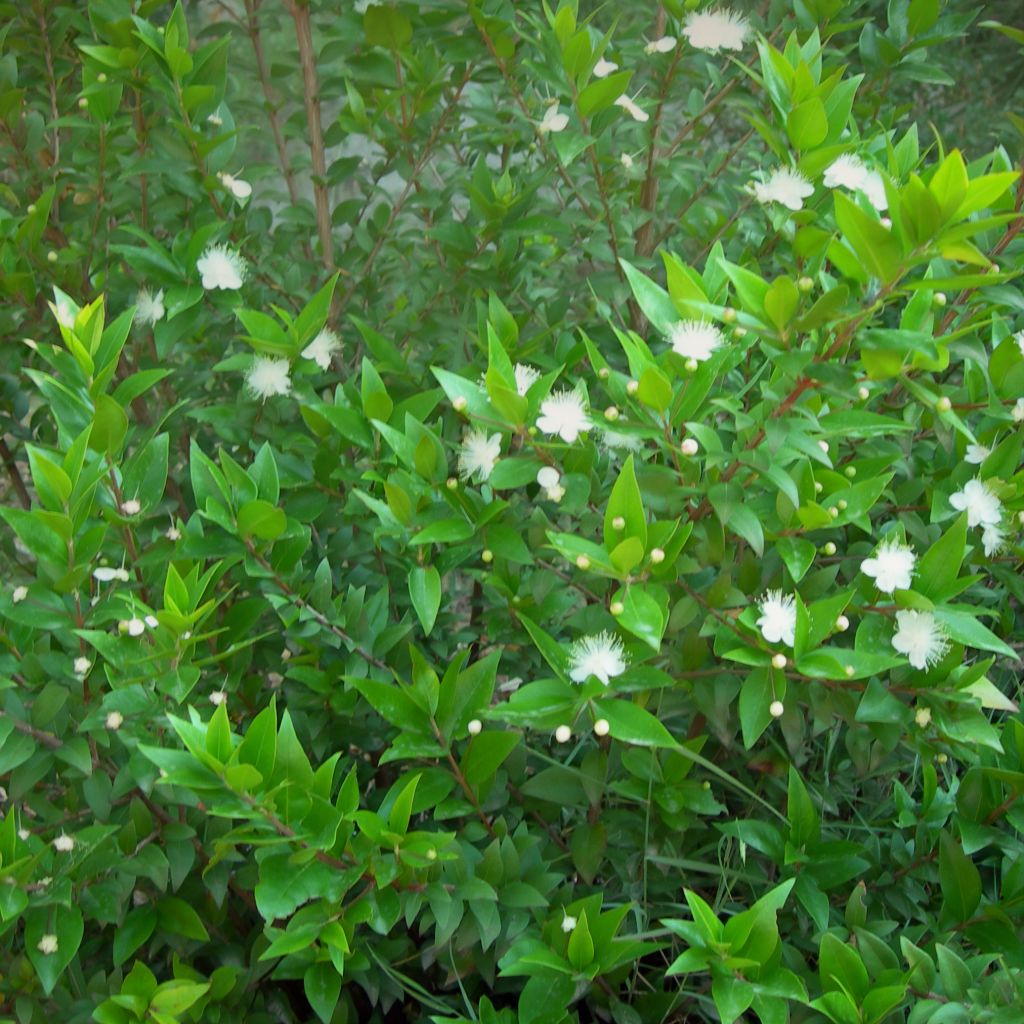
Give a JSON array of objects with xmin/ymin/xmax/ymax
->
[
  {"xmin": 467, "ymin": 718, "xmax": 482, "ymax": 736},
  {"xmin": 650, "ymin": 548, "xmax": 665, "ymax": 564},
  {"xmin": 452, "ymin": 396, "xmax": 468, "ymax": 412},
  {"xmin": 610, "ymin": 600, "xmax": 625, "ymax": 616},
  {"xmin": 626, "ymin": 380, "xmax": 639, "ymax": 396},
  {"xmin": 593, "ymin": 718, "xmax": 610, "ymax": 737},
  {"xmin": 857, "ymin": 386, "xmax": 869, "ymax": 401},
  {"xmin": 604, "ymin": 406, "xmax": 619, "ymax": 421},
  {"xmin": 555, "ymin": 725, "xmax": 572, "ymax": 744},
  {"xmin": 771, "ymin": 653, "xmax": 787, "ymax": 670},
  {"xmin": 835, "ymin": 615, "xmax": 850, "ymax": 632},
  {"xmin": 612, "ymin": 516, "xmax": 625, "ymax": 530},
  {"xmin": 481, "ymin": 549, "xmax": 493, "ymax": 563},
  {"xmin": 575, "ymin": 555, "xmax": 590, "ymax": 570},
  {"xmin": 822, "ymin": 542, "xmax": 836, "ymax": 556},
  {"xmin": 769, "ymin": 700, "xmax": 785, "ymax": 718},
  {"xmin": 935, "ymin": 396, "xmax": 952, "ymax": 413},
  {"xmin": 681, "ymin": 438, "xmax": 699, "ymax": 456}
]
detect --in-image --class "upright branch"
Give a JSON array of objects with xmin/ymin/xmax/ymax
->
[{"xmin": 286, "ymin": 0, "xmax": 334, "ymax": 269}]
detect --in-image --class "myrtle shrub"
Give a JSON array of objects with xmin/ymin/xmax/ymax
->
[{"xmin": 2, "ymin": 1, "xmax": 1024, "ymax": 1023}]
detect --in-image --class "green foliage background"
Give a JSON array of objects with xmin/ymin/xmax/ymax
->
[{"xmin": 2, "ymin": 1, "xmax": 1024, "ymax": 1023}]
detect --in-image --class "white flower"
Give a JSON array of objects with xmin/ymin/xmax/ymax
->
[
  {"xmin": 197, "ymin": 244, "xmax": 247, "ymax": 290},
  {"xmin": 457, "ymin": 430, "xmax": 502, "ymax": 482},
  {"xmin": 561, "ymin": 914, "xmax": 578, "ymax": 933},
  {"xmin": 823, "ymin": 154, "xmax": 888, "ymax": 211},
  {"xmin": 669, "ymin": 320, "xmax": 725, "ymax": 362},
  {"xmin": 621, "ymin": 153, "xmax": 635, "ymax": 169},
  {"xmin": 93, "ymin": 566, "xmax": 130, "ymax": 583},
  {"xmin": 514, "ymin": 363, "xmax": 540, "ymax": 396},
  {"xmin": 1014, "ymin": 398, "xmax": 1024, "ymax": 423},
  {"xmin": 602, "ymin": 430, "xmax": 642, "ymax": 453},
  {"xmin": 53, "ymin": 833, "xmax": 75, "ymax": 852},
  {"xmin": 539, "ymin": 103, "xmax": 569, "ymax": 134},
  {"xmin": 593, "ymin": 58, "xmax": 618, "ymax": 78},
  {"xmin": 126, "ymin": 618, "xmax": 146, "ymax": 637},
  {"xmin": 614, "ymin": 94, "xmax": 649, "ymax": 122},
  {"xmin": 568, "ymin": 631, "xmax": 627, "ymax": 686},
  {"xmin": 166, "ymin": 525, "xmax": 181, "ymax": 541},
  {"xmin": 73, "ymin": 657, "xmax": 91, "ymax": 676},
  {"xmin": 914, "ymin": 706, "xmax": 932, "ymax": 728},
  {"xmin": 135, "ymin": 288, "xmax": 165, "ymax": 326},
  {"xmin": 537, "ymin": 391, "xmax": 592, "ymax": 443},
  {"xmin": 554, "ymin": 725, "xmax": 572, "ymax": 744},
  {"xmin": 682, "ymin": 9, "xmax": 751, "ymax": 52},
  {"xmin": 12, "ymin": 586, "xmax": 27, "ymax": 604},
  {"xmin": 302, "ymin": 327, "xmax": 341, "ymax": 370},
  {"xmin": 105, "ymin": 710, "xmax": 124, "ymax": 731},
  {"xmin": 965, "ymin": 444, "xmax": 991, "ymax": 465},
  {"xmin": 207, "ymin": 113, "xmax": 223, "ymax": 127},
  {"xmin": 120, "ymin": 499, "xmax": 141, "ymax": 516},
  {"xmin": 37, "ymin": 934, "xmax": 59, "ymax": 955},
  {"xmin": 218, "ymin": 171, "xmax": 252, "ymax": 200},
  {"xmin": 950, "ymin": 478, "xmax": 1002, "ymax": 527},
  {"xmin": 537, "ymin": 466, "xmax": 560, "ymax": 489},
  {"xmin": 860, "ymin": 536, "xmax": 916, "ymax": 593},
  {"xmin": 245, "ymin": 357, "xmax": 292, "ymax": 401},
  {"xmin": 18, "ymin": 828, "xmax": 30, "ymax": 840},
  {"xmin": 645, "ymin": 35, "xmax": 677, "ymax": 54},
  {"xmin": 751, "ymin": 167, "xmax": 814, "ymax": 211},
  {"xmin": 210, "ymin": 690, "xmax": 228, "ymax": 706},
  {"xmin": 982, "ymin": 522, "xmax": 1004, "ymax": 556},
  {"xmin": 892, "ymin": 610, "xmax": 949, "ymax": 670},
  {"xmin": 756, "ymin": 591, "xmax": 797, "ymax": 647}
]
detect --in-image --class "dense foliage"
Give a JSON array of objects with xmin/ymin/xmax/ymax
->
[{"xmin": 2, "ymin": 1, "xmax": 1024, "ymax": 1022}]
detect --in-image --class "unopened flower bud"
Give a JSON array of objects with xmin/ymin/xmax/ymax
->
[
  {"xmin": 12, "ymin": 586, "xmax": 28, "ymax": 603},
  {"xmin": 835, "ymin": 615, "xmax": 850, "ymax": 632},
  {"xmin": 452, "ymin": 396, "xmax": 467, "ymax": 412},
  {"xmin": 650, "ymin": 547, "xmax": 665, "ymax": 564},
  {"xmin": 933, "ymin": 292, "xmax": 946, "ymax": 307},
  {"xmin": 105, "ymin": 710, "xmax": 124, "ymax": 730},
  {"xmin": 915, "ymin": 706, "xmax": 932, "ymax": 728},
  {"xmin": 722, "ymin": 307, "xmax": 737, "ymax": 324},
  {"xmin": 935, "ymin": 396, "xmax": 952, "ymax": 413},
  {"xmin": 481, "ymin": 549, "xmax": 493, "ymax": 563},
  {"xmin": 845, "ymin": 466, "xmax": 857, "ymax": 478},
  {"xmin": 814, "ymin": 481, "xmax": 823, "ymax": 493},
  {"xmin": 771, "ymin": 653, "xmax": 787, "ymax": 670},
  {"xmin": 446, "ymin": 477, "xmax": 458, "ymax": 490},
  {"xmin": 818, "ymin": 440, "xmax": 829, "ymax": 454},
  {"xmin": 937, "ymin": 752, "xmax": 947, "ymax": 764},
  {"xmin": 769, "ymin": 700, "xmax": 785, "ymax": 718},
  {"xmin": 47, "ymin": 250, "xmax": 58, "ymax": 263},
  {"xmin": 685, "ymin": 357, "xmax": 699, "ymax": 372},
  {"xmin": 604, "ymin": 405, "xmax": 619, "ymax": 421},
  {"xmin": 681, "ymin": 438, "xmax": 699, "ymax": 456},
  {"xmin": 74, "ymin": 656, "xmax": 91, "ymax": 676},
  {"xmin": 844, "ymin": 665, "xmax": 855, "ymax": 677},
  {"xmin": 78, "ymin": 97, "xmax": 88, "ymax": 109},
  {"xmin": 598, "ymin": 367, "xmax": 610, "ymax": 380},
  {"xmin": 626, "ymin": 380, "xmax": 639, "ymax": 396},
  {"xmin": 555, "ymin": 725, "xmax": 572, "ymax": 743},
  {"xmin": 210, "ymin": 690, "xmax": 227, "ymax": 706},
  {"xmin": 562, "ymin": 914, "xmax": 577, "ymax": 932},
  {"xmin": 828, "ymin": 506, "xmax": 839, "ymax": 518},
  {"xmin": 610, "ymin": 600, "xmax": 625, "ymax": 616},
  {"xmin": 797, "ymin": 276, "xmax": 814, "ymax": 293},
  {"xmin": 612, "ymin": 516, "xmax": 625, "ymax": 530},
  {"xmin": 593, "ymin": 718, "xmax": 610, "ymax": 737},
  {"xmin": 467, "ymin": 718, "xmax": 482, "ymax": 736},
  {"xmin": 575, "ymin": 555, "xmax": 590, "ymax": 570},
  {"xmin": 857, "ymin": 386, "xmax": 869, "ymax": 401},
  {"xmin": 837, "ymin": 499, "xmax": 848, "ymax": 510},
  {"xmin": 731, "ymin": 327, "xmax": 747, "ymax": 340},
  {"xmin": 880, "ymin": 217, "xmax": 892, "ymax": 229}
]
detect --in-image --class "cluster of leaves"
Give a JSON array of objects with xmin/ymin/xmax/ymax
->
[{"xmin": 2, "ymin": 1, "xmax": 1024, "ymax": 1023}]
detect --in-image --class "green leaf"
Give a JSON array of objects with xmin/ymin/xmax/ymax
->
[
  {"xmin": 408, "ymin": 566, "xmax": 441, "ymax": 635},
  {"xmin": 787, "ymin": 766, "xmax": 820, "ymax": 849},
  {"xmin": 113, "ymin": 907, "xmax": 157, "ymax": 967},
  {"xmin": 149, "ymin": 981, "xmax": 211, "ymax": 1016},
  {"xmin": 594, "ymin": 700, "xmax": 675, "ymax": 748},
  {"xmin": 157, "ymin": 897, "xmax": 210, "ymax": 941},
  {"xmin": 566, "ymin": 911, "xmax": 595, "ymax": 971},
  {"xmin": 410, "ymin": 518, "xmax": 474, "ymax": 545},
  {"xmin": 917, "ymin": 514, "xmax": 967, "ymax": 599},
  {"xmin": 787, "ymin": 96, "xmax": 828, "ymax": 149},
  {"xmin": 304, "ymin": 962, "xmax": 341, "ymax": 1024},
  {"xmin": 938, "ymin": 831, "xmax": 981, "ymax": 923},
  {"xmin": 237, "ymin": 499, "xmax": 286, "ymax": 540},
  {"xmin": 436, "ymin": 650, "xmax": 500, "ymax": 739},
  {"xmin": 363, "ymin": 5, "xmax": 412, "ymax": 49},
  {"xmin": 90, "ymin": 394, "xmax": 129, "ymax": 456},
  {"xmin": 603, "ymin": 455, "xmax": 647, "ymax": 550},
  {"xmin": 577, "ymin": 70, "xmax": 632, "ymax": 117},
  {"xmin": 613, "ymin": 586, "xmax": 665, "ymax": 651},
  {"xmin": 25, "ymin": 904, "xmax": 84, "ymax": 995},
  {"xmin": 834, "ymin": 192, "xmax": 903, "ymax": 283},
  {"xmin": 620, "ymin": 259, "xmax": 678, "ymax": 334},
  {"xmin": 739, "ymin": 668, "xmax": 773, "ymax": 749},
  {"xmin": 462, "ymin": 730, "xmax": 520, "ymax": 786}
]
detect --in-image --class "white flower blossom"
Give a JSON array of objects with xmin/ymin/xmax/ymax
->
[
  {"xmin": 74, "ymin": 657, "xmax": 91, "ymax": 676},
  {"xmin": 135, "ymin": 288, "xmax": 165, "ymax": 326},
  {"xmin": 537, "ymin": 391, "xmax": 592, "ymax": 443},
  {"xmin": 669, "ymin": 320, "xmax": 725, "ymax": 362},
  {"xmin": 621, "ymin": 153, "xmax": 635, "ymax": 169},
  {"xmin": 218, "ymin": 171, "xmax": 252, "ymax": 200},
  {"xmin": 593, "ymin": 58, "xmax": 618, "ymax": 78},
  {"xmin": 614, "ymin": 94, "xmax": 649, "ymax": 122},
  {"xmin": 197, "ymin": 244, "xmax": 247, "ymax": 290},
  {"xmin": 514, "ymin": 363, "xmax": 541, "ymax": 396},
  {"xmin": 539, "ymin": 103, "xmax": 569, "ymax": 135},
  {"xmin": 37, "ymin": 934, "xmax": 59, "ymax": 955},
  {"xmin": 965, "ymin": 444, "xmax": 991, "ymax": 465},
  {"xmin": 106, "ymin": 710, "xmax": 124, "ymax": 731},
  {"xmin": 245, "ymin": 357, "xmax": 292, "ymax": 401},
  {"xmin": 302, "ymin": 327, "xmax": 341, "ymax": 370},
  {"xmin": 751, "ymin": 167, "xmax": 814, "ymax": 211},
  {"xmin": 12, "ymin": 586, "xmax": 27, "ymax": 604},
  {"xmin": 457, "ymin": 430, "xmax": 502, "ymax": 482},
  {"xmin": 53, "ymin": 833, "xmax": 75, "ymax": 852},
  {"xmin": 860, "ymin": 536, "xmax": 916, "ymax": 593},
  {"xmin": 982, "ymin": 522, "xmax": 1004, "ymax": 557},
  {"xmin": 892, "ymin": 610, "xmax": 949, "ymax": 670},
  {"xmin": 166, "ymin": 525, "xmax": 181, "ymax": 541},
  {"xmin": 756, "ymin": 591, "xmax": 797, "ymax": 647},
  {"xmin": 645, "ymin": 35, "xmax": 677, "ymax": 54},
  {"xmin": 210, "ymin": 690, "xmax": 228, "ymax": 706},
  {"xmin": 682, "ymin": 9, "xmax": 751, "ymax": 52},
  {"xmin": 568, "ymin": 632, "xmax": 627, "ymax": 686},
  {"xmin": 561, "ymin": 914, "xmax": 578, "ymax": 933},
  {"xmin": 949, "ymin": 478, "xmax": 1002, "ymax": 527},
  {"xmin": 823, "ymin": 154, "xmax": 888, "ymax": 211}
]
